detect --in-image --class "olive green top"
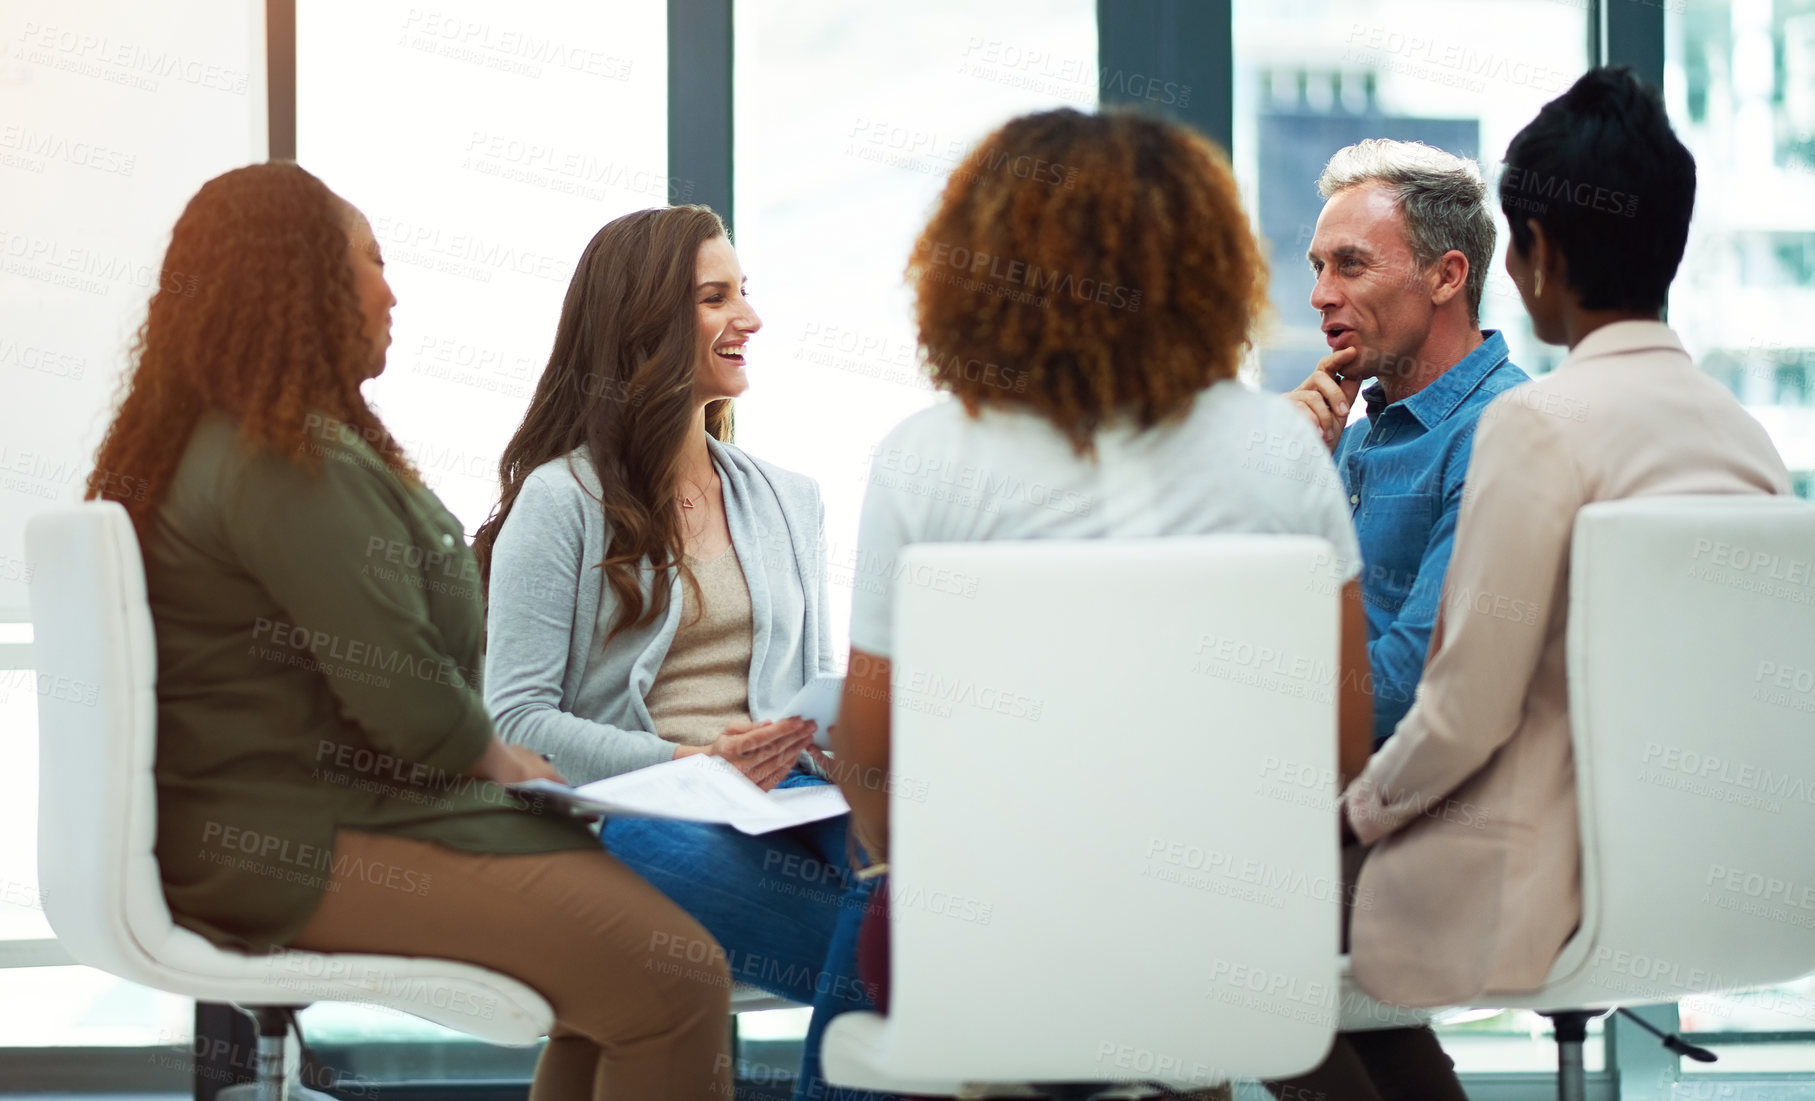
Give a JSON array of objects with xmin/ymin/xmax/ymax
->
[{"xmin": 146, "ymin": 411, "xmax": 596, "ymax": 951}]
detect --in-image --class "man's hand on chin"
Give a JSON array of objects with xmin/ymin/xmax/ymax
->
[{"xmin": 1284, "ymin": 345, "xmax": 1363, "ymax": 449}]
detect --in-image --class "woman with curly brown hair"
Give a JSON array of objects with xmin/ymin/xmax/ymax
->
[
  {"xmin": 89, "ymin": 163, "xmax": 732, "ymax": 1099},
  {"xmin": 828, "ymin": 108, "xmax": 1372, "ymax": 1098}
]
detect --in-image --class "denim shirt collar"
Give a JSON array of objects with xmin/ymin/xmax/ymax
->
[{"xmin": 1361, "ymin": 330, "xmax": 1511, "ymax": 429}]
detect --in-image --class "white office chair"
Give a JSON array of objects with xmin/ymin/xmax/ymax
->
[
  {"xmin": 1336, "ymin": 495, "xmax": 1815, "ymax": 1100},
  {"xmin": 824, "ymin": 536, "xmax": 1346, "ymax": 1097},
  {"xmin": 26, "ymin": 502, "xmax": 788, "ymax": 1099}
]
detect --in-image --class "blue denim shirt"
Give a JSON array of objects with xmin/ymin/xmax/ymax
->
[{"xmin": 1333, "ymin": 331, "xmax": 1529, "ymax": 744}]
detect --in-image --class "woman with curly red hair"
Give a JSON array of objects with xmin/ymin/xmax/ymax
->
[
  {"xmin": 88, "ymin": 163, "xmax": 732, "ymax": 1099},
  {"xmin": 829, "ymin": 109, "xmax": 1373, "ymax": 1096}
]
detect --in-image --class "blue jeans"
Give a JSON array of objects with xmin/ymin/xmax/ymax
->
[{"xmin": 604, "ymin": 772, "xmax": 897, "ymax": 1101}]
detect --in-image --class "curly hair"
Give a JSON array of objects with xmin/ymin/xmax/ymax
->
[
  {"xmin": 908, "ymin": 108, "xmax": 1268, "ymax": 455},
  {"xmin": 86, "ymin": 162, "xmax": 414, "ymax": 530},
  {"xmin": 471, "ymin": 206, "xmax": 733, "ymax": 643}
]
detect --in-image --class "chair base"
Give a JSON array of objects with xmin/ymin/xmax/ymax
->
[
  {"xmin": 1544, "ymin": 1009, "xmax": 1597, "ymax": 1101},
  {"xmin": 215, "ymin": 1004, "xmax": 340, "ymax": 1101}
]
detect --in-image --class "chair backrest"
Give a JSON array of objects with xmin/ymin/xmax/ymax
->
[
  {"xmin": 26, "ymin": 503, "xmax": 173, "ymax": 983},
  {"xmin": 883, "ymin": 536, "xmax": 1342, "ymax": 1084},
  {"xmin": 1554, "ymin": 495, "xmax": 1815, "ymax": 1006}
]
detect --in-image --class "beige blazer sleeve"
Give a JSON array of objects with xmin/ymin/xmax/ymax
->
[{"xmin": 1344, "ymin": 394, "xmax": 1582, "ymax": 840}]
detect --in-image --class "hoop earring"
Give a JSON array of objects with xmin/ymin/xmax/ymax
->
[{"xmin": 1533, "ymin": 268, "xmax": 1545, "ymax": 299}]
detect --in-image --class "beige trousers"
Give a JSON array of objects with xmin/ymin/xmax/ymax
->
[{"xmin": 288, "ymin": 830, "xmax": 733, "ymax": 1100}]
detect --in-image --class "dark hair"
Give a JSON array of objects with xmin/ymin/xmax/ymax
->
[
  {"xmin": 472, "ymin": 205, "xmax": 732, "ymax": 641},
  {"xmin": 1499, "ymin": 66, "xmax": 1695, "ymax": 313},
  {"xmin": 88, "ymin": 163, "xmax": 414, "ymax": 535},
  {"xmin": 908, "ymin": 107, "xmax": 1267, "ymax": 457}
]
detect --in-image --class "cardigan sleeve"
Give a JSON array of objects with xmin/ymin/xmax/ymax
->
[{"xmin": 482, "ymin": 467, "xmax": 678, "ymax": 784}]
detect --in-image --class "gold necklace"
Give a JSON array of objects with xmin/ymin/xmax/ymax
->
[{"xmin": 677, "ymin": 474, "xmax": 717, "ymax": 511}]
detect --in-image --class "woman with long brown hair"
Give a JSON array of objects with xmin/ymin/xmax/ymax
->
[
  {"xmin": 476, "ymin": 205, "xmax": 893, "ymax": 1101},
  {"xmin": 90, "ymin": 162, "xmax": 733, "ymax": 1099}
]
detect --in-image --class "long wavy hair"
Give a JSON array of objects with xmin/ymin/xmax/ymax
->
[
  {"xmin": 472, "ymin": 205, "xmax": 732, "ymax": 642},
  {"xmin": 86, "ymin": 162, "xmax": 413, "ymax": 529}
]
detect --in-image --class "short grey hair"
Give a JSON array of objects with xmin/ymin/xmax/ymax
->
[{"xmin": 1316, "ymin": 139, "xmax": 1495, "ymax": 327}]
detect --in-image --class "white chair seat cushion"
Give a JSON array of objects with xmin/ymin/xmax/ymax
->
[
  {"xmin": 823, "ymin": 1012, "xmax": 967, "ymax": 1095},
  {"xmin": 148, "ymin": 926, "xmax": 553, "ymax": 1045},
  {"xmin": 136, "ymin": 926, "xmax": 793, "ymax": 1043}
]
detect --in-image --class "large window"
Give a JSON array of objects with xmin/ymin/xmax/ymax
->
[
  {"xmin": 0, "ymin": 0, "xmax": 261, "ymax": 621},
  {"xmin": 732, "ymin": 0, "xmax": 1098, "ymax": 664},
  {"xmin": 297, "ymin": 0, "xmax": 669, "ymax": 532},
  {"xmin": 1668, "ymin": 0, "xmax": 1815, "ymax": 498},
  {"xmin": 0, "ymin": 0, "xmax": 262, "ymax": 1060},
  {"xmin": 1234, "ymin": 0, "xmax": 1590, "ymax": 398},
  {"xmin": 1666, "ymin": 0, "xmax": 1815, "ymax": 1065}
]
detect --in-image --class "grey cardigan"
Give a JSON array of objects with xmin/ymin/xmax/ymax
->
[{"xmin": 483, "ymin": 439, "xmax": 832, "ymax": 784}]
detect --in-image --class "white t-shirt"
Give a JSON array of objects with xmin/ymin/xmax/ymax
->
[{"xmin": 847, "ymin": 381, "xmax": 1363, "ymax": 656}]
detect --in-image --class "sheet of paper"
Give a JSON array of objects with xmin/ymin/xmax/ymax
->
[
  {"xmin": 765, "ymin": 674, "xmax": 845, "ymax": 748},
  {"xmin": 763, "ymin": 783, "xmax": 854, "ymax": 829},
  {"xmin": 509, "ymin": 754, "xmax": 849, "ymax": 835}
]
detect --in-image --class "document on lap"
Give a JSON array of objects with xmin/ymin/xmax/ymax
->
[{"xmin": 508, "ymin": 753, "xmax": 849, "ymax": 835}]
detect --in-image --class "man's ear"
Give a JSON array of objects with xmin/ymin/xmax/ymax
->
[{"xmin": 1429, "ymin": 248, "xmax": 1469, "ymax": 309}]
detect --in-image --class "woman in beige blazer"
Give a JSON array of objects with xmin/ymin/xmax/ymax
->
[{"xmin": 1270, "ymin": 67, "xmax": 1792, "ymax": 1101}]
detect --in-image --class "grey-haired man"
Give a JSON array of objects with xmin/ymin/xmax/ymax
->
[{"xmin": 1285, "ymin": 138, "xmax": 1531, "ymax": 747}]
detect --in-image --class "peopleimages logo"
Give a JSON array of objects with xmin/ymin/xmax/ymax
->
[
  {"xmin": 0, "ymin": 125, "xmax": 136, "ymax": 176},
  {"xmin": 1590, "ymin": 945, "xmax": 1733, "ymax": 994},
  {"xmin": 1498, "ymin": 165, "xmax": 1639, "ymax": 217},
  {"xmin": 1691, "ymin": 539, "xmax": 1814, "ymax": 583},
  {"xmin": 367, "ymin": 215, "xmax": 571, "ymax": 283},
  {"xmin": 1685, "ymin": 537, "xmax": 1815, "ymax": 605},
  {"xmin": 893, "ymin": 668, "xmax": 1042, "ymax": 722},
  {"xmin": 1745, "ymin": 657, "xmax": 1815, "ymax": 717},
  {"xmin": 926, "ymin": 242, "xmax": 1141, "ymax": 312},
  {"xmin": 199, "ymin": 822, "xmax": 432, "ymax": 896},
  {"xmin": 14, "ymin": 22, "xmax": 250, "ymax": 93},
  {"xmin": 1706, "ymin": 863, "xmax": 1815, "ymax": 912},
  {"xmin": 1343, "ymin": 23, "xmax": 1568, "ymax": 93},
  {"xmin": 1640, "ymin": 740, "xmax": 1815, "ymax": 807},
  {"xmin": 865, "ymin": 444, "xmax": 1094, "ymax": 518},
  {"xmin": 399, "ymin": 10, "xmax": 633, "ymax": 80},
  {"xmin": 263, "ymin": 950, "xmax": 496, "ymax": 1020},
  {"xmin": 1143, "ymin": 839, "xmax": 1370, "ymax": 909},
  {"xmin": 252, "ymin": 617, "xmax": 479, "ymax": 688}
]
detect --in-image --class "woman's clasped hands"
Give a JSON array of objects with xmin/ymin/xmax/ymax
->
[{"xmin": 675, "ymin": 716, "xmax": 817, "ymax": 790}]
